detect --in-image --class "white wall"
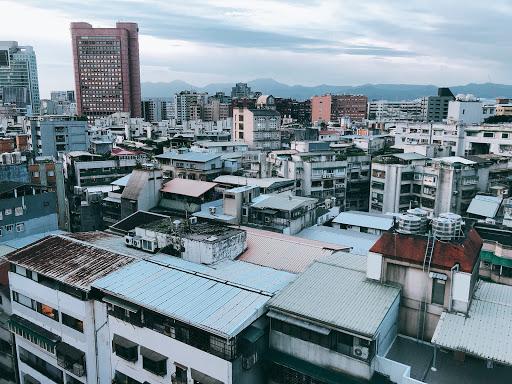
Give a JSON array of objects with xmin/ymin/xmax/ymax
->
[{"xmin": 109, "ymin": 316, "xmax": 232, "ymax": 384}]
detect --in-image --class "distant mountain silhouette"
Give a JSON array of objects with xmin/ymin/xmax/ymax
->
[{"xmin": 141, "ymin": 79, "xmax": 512, "ymax": 101}]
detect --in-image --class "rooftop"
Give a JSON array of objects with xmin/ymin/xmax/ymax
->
[
  {"xmin": 268, "ymin": 254, "xmax": 401, "ymax": 338},
  {"xmin": 467, "ymin": 194, "xmax": 503, "ymax": 218},
  {"xmin": 161, "ymin": 178, "xmax": 217, "ymax": 198},
  {"xmin": 332, "ymin": 211, "xmax": 394, "ymax": 230},
  {"xmin": 432, "ymin": 280, "xmax": 512, "ymax": 366},
  {"xmin": 238, "ymin": 226, "xmax": 349, "ymax": 273},
  {"xmin": 141, "ymin": 219, "xmax": 244, "ymax": 243},
  {"xmin": 109, "ymin": 211, "xmax": 170, "ymax": 234},
  {"xmin": 111, "ymin": 174, "xmax": 131, "ymax": 187},
  {"xmin": 5, "ymin": 235, "xmax": 135, "ymax": 291},
  {"xmin": 214, "ymin": 175, "xmax": 295, "ymax": 189},
  {"xmin": 93, "ymin": 258, "xmax": 279, "ymax": 338},
  {"xmin": 431, "ymin": 156, "xmax": 476, "ymax": 166},
  {"xmin": 251, "ymin": 193, "xmax": 316, "ymax": 212},
  {"xmin": 370, "ymin": 229, "xmax": 482, "ymax": 273},
  {"xmin": 194, "ymin": 141, "xmax": 248, "ymax": 148},
  {"xmin": 156, "ymin": 151, "xmax": 221, "ymax": 162},
  {"xmin": 296, "ymin": 226, "xmax": 380, "ymax": 255}
]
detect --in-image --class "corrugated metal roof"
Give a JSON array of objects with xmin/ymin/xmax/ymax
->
[
  {"xmin": 148, "ymin": 254, "xmax": 295, "ymax": 294},
  {"xmin": 6, "ymin": 235, "xmax": 135, "ymax": 291},
  {"xmin": 251, "ymin": 194, "xmax": 315, "ymax": 211},
  {"xmin": 432, "ymin": 280, "xmax": 512, "ymax": 365},
  {"xmin": 92, "ymin": 259, "xmax": 275, "ymax": 338},
  {"xmin": 332, "ymin": 211, "xmax": 394, "ymax": 230},
  {"xmin": 161, "ymin": 178, "xmax": 217, "ymax": 197},
  {"xmin": 238, "ymin": 227, "xmax": 350, "ymax": 273},
  {"xmin": 296, "ymin": 227, "xmax": 379, "ymax": 255},
  {"xmin": 393, "ymin": 152, "xmax": 427, "ymax": 161},
  {"xmin": 121, "ymin": 170, "xmax": 149, "ymax": 201},
  {"xmin": 111, "ymin": 174, "xmax": 131, "ymax": 187},
  {"xmin": 268, "ymin": 257, "xmax": 400, "ymax": 337},
  {"xmin": 467, "ymin": 195, "xmax": 502, "ymax": 218},
  {"xmin": 156, "ymin": 151, "xmax": 220, "ymax": 162},
  {"xmin": 213, "ymin": 175, "xmax": 294, "ymax": 189}
]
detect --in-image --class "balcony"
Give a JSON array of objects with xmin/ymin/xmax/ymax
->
[
  {"xmin": 9, "ymin": 314, "xmax": 60, "ymax": 354},
  {"xmin": 56, "ymin": 342, "xmax": 86, "ymax": 377}
]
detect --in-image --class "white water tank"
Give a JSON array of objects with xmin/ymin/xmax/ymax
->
[
  {"xmin": 407, "ymin": 208, "xmax": 429, "ymax": 233},
  {"xmin": 397, "ymin": 214, "xmax": 422, "ymax": 234},
  {"xmin": 439, "ymin": 212, "xmax": 463, "ymax": 235}
]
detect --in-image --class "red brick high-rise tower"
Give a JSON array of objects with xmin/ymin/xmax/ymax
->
[{"xmin": 70, "ymin": 22, "xmax": 141, "ymax": 121}]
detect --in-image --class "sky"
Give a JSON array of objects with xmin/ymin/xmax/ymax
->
[{"xmin": 1, "ymin": 0, "xmax": 511, "ymax": 98}]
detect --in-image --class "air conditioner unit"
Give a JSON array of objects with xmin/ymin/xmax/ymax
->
[
  {"xmin": 57, "ymin": 355, "xmax": 66, "ymax": 368},
  {"xmin": 189, "ymin": 217, "xmax": 197, "ymax": 225},
  {"xmin": 73, "ymin": 363, "xmax": 85, "ymax": 377},
  {"xmin": 132, "ymin": 236, "xmax": 142, "ymax": 248},
  {"xmin": 142, "ymin": 239, "xmax": 158, "ymax": 253},
  {"xmin": 352, "ymin": 346, "xmax": 369, "ymax": 360},
  {"xmin": 124, "ymin": 234, "xmax": 134, "ymax": 246},
  {"xmin": 209, "ymin": 206, "xmax": 217, "ymax": 215}
]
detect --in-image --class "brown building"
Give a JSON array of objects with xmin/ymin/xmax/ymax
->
[
  {"xmin": 311, "ymin": 94, "xmax": 368, "ymax": 123},
  {"xmin": 0, "ymin": 137, "xmax": 15, "ymax": 152},
  {"xmin": 70, "ymin": 22, "xmax": 141, "ymax": 121}
]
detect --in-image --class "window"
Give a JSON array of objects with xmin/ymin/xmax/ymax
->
[
  {"xmin": 4, "ymin": 208, "xmax": 12, "ymax": 216},
  {"xmin": 19, "ymin": 347, "xmax": 63, "ymax": 384},
  {"xmin": 142, "ymin": 348, "xmax": 167, "ymax": 376},
  {"xmin": 5, "ymin": 224, "xmax": 13, "ymax": 232},
  {"xmin": 483, "ymin": 132, "xmax": 494, "ymax": 138},
  {"xmin": 114, "ymin": 371, "xmax": 142, "ymax": 384},
  {"xmin": 432, "ymin": 279, "xmax": 446, "ymax": 305},
  {"xmin": 502, "ymin": 133, "xmax": 509, "ymax": 139},
  {"xmin": 13, "ymin": 291, "xmax": 36, "ymax": 310},
  {"xmin": 112, "ymin": 335, "xmax": 138, "ymax": 362},
  {"xmin": 62, "ymin": 313, "xmax": 84, "ymax": 333},
  {"xmin": 15, "ymin": 206, "xmax": 23, "ymax": 216},
  {"xmin": 37, "ymin": 303, "xmax": 59, "ymax": 321}
]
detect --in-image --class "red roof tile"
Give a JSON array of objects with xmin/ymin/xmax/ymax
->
[{"xmin": 369, "ymin": 228, "xmax": 482, "ymax": 273}]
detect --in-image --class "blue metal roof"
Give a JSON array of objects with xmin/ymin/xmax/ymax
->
[
  {"xmin": 156, "ymin": 151, "xmax": 221, "ymax": 162},
  {"xmin": 93, "ymin": 258, "xmax": 293, "ymax": 338}
]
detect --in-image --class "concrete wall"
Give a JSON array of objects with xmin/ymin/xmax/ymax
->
[
  {"xmin": 109, "ymin": 316, "xmax": 233, "ymax": 384},
  {"xmin": 10, "ymin": 272, "xmax": 99, "ymax": 383},
  {"xmin": 374, "ymin": 356, "xmax": 426, "ymax": 384}
]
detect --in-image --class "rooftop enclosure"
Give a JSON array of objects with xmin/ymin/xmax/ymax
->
[{"xmin": 129, "ymin": 219, "xmax": 247, "ymax": 264}]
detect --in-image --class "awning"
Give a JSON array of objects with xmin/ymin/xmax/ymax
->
[
  {"xmin": 9, "ymin": 314, "xmax": 60, "ymax": 351},
  {"xmin": 242, "ymin": 326, "xmax": 264, "ymax": 344},
  {"xmin": 480, "ymin": 250, "xmax": 512, "ymax": 268},
  {"xmin": 140, "ymin": 346, "xmax": 167, "ymax": 362},
  {"xmin": 190, "ymin": 369, "xmax": 224, "ymax": 384},
  {"xmin": 268, "ymin": 310, "xmax": 331, "ymax": 335},
  {"xmin": 267, "ymin": 349, "xmax": 361, "ymax": 384},
  {"xmin": 112, "ymin": 334, "xmax": 138, "ymax": 349},
  {"xmin": 104, "ymin": 296, "xmax": 139, "ymax": 312}
]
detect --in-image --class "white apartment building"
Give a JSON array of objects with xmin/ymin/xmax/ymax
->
[
  {"xmin": 367, "ymin": 99, "xmax": 424, "ymax": 122},
  {"xmin": 273, "ymin": 148, "xmax": 371, "ymax": 210},
  {"xmin": 447, "ymin": 96, "xmax": 483, "ymax": 125},
  {"xmin": 391, "ymin": 122, "xmax": 512, "ymax": 157},
  {"xmin": 232, "ymin": 108, "xmax": 281, "ymax": 151},
  {"xmin": 370, "ymin": 154, "xmax": 480, "ymax": 216},
  {"xmin": 6, "ymin": 234, "xmax": 135, "ymax": 384}
]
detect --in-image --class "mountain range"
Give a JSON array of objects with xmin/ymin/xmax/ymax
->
[{"xmin": 141, "ymin": 79, "xmax": 512, "ymax": 101}]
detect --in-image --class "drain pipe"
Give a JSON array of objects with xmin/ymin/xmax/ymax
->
[{"xmin": 449, "ymin": 263, "xmax": 460, "ymax": 312}]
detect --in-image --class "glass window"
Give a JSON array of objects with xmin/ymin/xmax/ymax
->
[
  {"xmin": 37, "ymin": 303, "xmax": 59, "ymax": 321},
  {"xmin": 62, "ymin": 313, "xmax": 84, "ymax": 333},
  {"xmin": 432, "ymin": 279, "xmax": 446, "ymax": 305}
]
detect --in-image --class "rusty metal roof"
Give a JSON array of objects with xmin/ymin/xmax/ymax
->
[
  {"xmin": 238, "ymin": 227, "xmax": 350, "ymax": 273},
  {"xmin": 5, "ymin": 235, "xmax": 135, "ymax": 291}
]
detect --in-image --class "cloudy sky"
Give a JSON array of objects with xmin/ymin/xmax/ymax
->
[{"xmin": 1, "ymin": 0, "xmax": 510, "ymax": 97}]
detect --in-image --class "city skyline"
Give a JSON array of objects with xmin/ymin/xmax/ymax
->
[{"xmin": 1, "ymin": 0, "xmax": 511, "ymax": 98}]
